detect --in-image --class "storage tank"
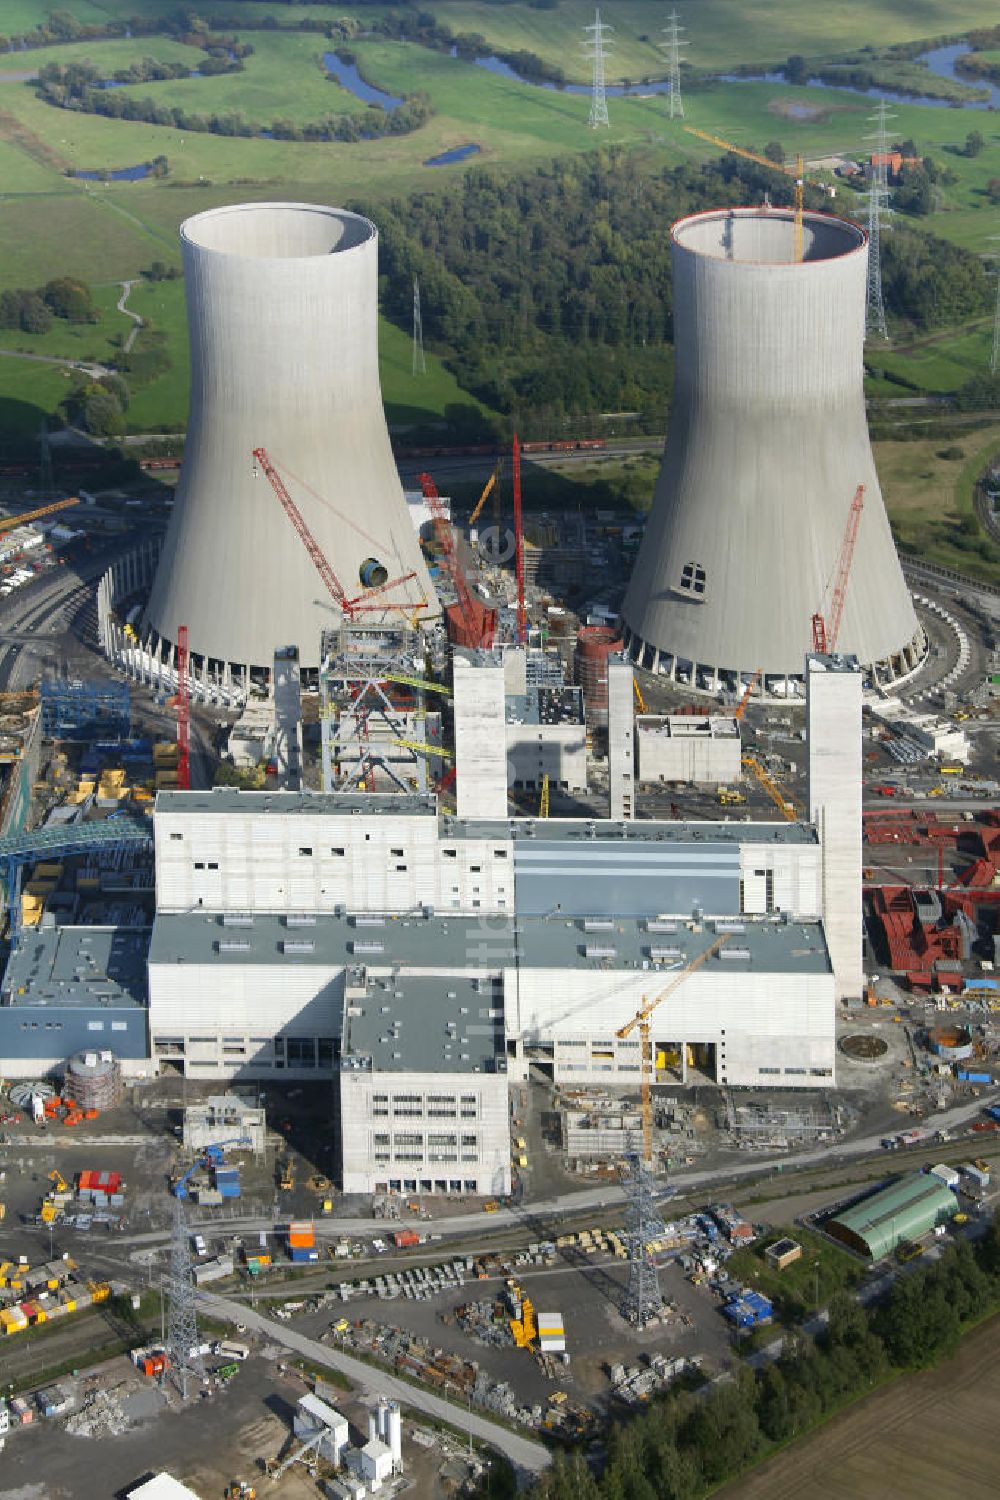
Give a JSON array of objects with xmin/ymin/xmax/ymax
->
[
  {"xmin": 575, "ymin": 625, "xmax": 624, "ymax": 728},
  {"xmin": 62, "ymin": 1049, "xmax": 123, "ymax": 1111},
  {"xmin": 927, "ymin": 1024, "xmax": 973, "ymax": 1061},
  {"xmin": 622, "ymin": 207, "xmax": 924, "ymax": 691},
  {"xmin": 144, "ymin": 202, "xmax": 438, "ymax": 674}
]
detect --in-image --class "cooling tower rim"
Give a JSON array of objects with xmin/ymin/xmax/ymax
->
[
  {"xmin": 671, "ymin": 205, "xmax": 867, "ymax": 267},
  {"xmin": 180, "ymin": 200, "xmax": 376, "ymax": 261}
]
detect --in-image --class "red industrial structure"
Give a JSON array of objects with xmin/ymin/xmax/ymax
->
[
  {"xmin": 812, "ymin": 484, "xmax": 865, "ymax": 654},
  {"xmin": 417, "ymin": 471, "xmax": 495, "ymax": 648}
]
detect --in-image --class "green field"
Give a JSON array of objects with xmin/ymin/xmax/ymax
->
[{"xmin": 3, "ymin": 1, "xmax": 1000, "ymax": 470}]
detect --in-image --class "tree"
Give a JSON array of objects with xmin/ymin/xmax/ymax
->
[
  {"xmin": 987, "ymin": 178, "xmax": 1000, "ymax": 205},
  {"xmin": 965, "ymin": 130, "xmax": 985, "ymax": 157},
  {"xmin": 19, "ymin": 294, "xmax": 52, "ymax": 334},
  {"xmin": 785, "ymin": 54, "xmax": 809, "ymax": 85},
  {"xmin": 83, "ymin": 390, "xmax": 124, "ymax": 437},
  {"xmin": 764, "ymin": 141, "xmax": 785, "ymax": 164},
  {"xmin": 43, "ymin": 276, "xmax": 97, "ymax": 323}
]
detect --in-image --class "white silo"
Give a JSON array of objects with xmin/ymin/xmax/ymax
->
[
  {"xmin": 622, "ymin": 207, "xmax": 923, "ymax": 692},
  {"xmin": 385, "ymin": 1401, "xmax": 402, "ymax": 1467},
  {"xmin": 144, "ymin": 202, "xmax": 437, "ymax": 676}
]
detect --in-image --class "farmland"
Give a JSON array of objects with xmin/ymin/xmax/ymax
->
[{"xmin": 714, "ymin": 1311, "xmax": 1000, "ymax": 1500}]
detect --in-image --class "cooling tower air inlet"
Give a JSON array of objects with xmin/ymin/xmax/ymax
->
[
  {"xmin": 622, "ymin": 206, "xmax": 924, "ymax": 691},
  {"xmin": 359, "ymin": 557, "xmax": 389, "ymax": 589},
  {"xmin": 143, "ymin": 202, "xmax": 438, "ymax": 673}
]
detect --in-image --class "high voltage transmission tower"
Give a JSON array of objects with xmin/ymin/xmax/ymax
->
[
  {"xmin": 584, "ymin": 7, "xmax": 612, "ymax": 129},
  {"xmin": 164, "ymin": 1195, "xmax": 204, "ymax": 1400},
  {"xmin": 865, "ymin": 99, "xmax": 893, "ymax": 341},
  {"xmin": 989, "ymin": 237, "xmax": 1000, "ymax": 376},
  {"xmin": 620, "ymin": 1151, "xmax": 664, "ymax": 1329},
  {"xmin": 411, "ymin": 275, "xmax": 426, "ymax": 377},
  {"xmin": 662, "ymin": 10, "xmax": 687, "ymax": 120}
]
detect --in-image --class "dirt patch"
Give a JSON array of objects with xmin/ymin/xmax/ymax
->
[
  {"xmin": 0, "ymin": 106, "xmax": 70, "ymax": 172},
  {"xmin": 767, "ymin": 98, "xmax": 830, "ymax": 121},
  {"xmin": 716, "ymin": 1312, "xmax": 1000, "ymax": 1499}
]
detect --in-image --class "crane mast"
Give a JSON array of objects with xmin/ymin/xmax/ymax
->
[
  {"xmin": 812, "ymin": 484, "xmax": 865, "ymax": 654},
  {"xmin": 176, "ymin": 624, "xmax": 191, "ymax": 791}
]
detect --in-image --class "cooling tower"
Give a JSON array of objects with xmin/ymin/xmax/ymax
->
[
  {"xmin": 144, "ymin": 202, "xmax": 437, "ymax": 673},
  {"xmin": 622, "ymin": 207, "xmax": 923, "ymax": 690}
]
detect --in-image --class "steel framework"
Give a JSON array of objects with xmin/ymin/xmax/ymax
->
[
  {"xmin": 865, "ymin": 100, "xmax": 893, "ymax": 341},
  {"xmin": 585, "ymin": 8, "xmax": 612, "ymax": 129},
  {"xmin": 164, "ymin": 1195, "xmax": 204, "ymax": 1400},
  {"xmin": 663, "ymin": 10, "xmax": 686, "ymax": 120},
  {"xmin": 620, "ymin": 1152, "xmax": 663, "ymax": 1328}
]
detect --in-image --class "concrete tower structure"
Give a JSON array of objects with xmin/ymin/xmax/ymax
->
[
  {"xmin": 623, "ymin": 208, "xmax": 923, "ymax": 691},
  {"xmin": 807, "ymin": 653, "xmax": 863, "ymax": 1003},
  {"xmin": 145, "ymin": 203, "xmax": 436, "ymax": 674}
]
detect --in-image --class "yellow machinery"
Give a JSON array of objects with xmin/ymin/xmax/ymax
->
[
  {"xmin": 717, "ymin": 787, "xmax": 746, "ymax": 806},
  {"xmin": 394, "ymin": 740, "xmax": 453, "ymax": 760},
  {"xmin": 378, "ymin": 672, "xmax": 452, "ymax": 697},
  {"xmin": 48, "ymin": 1170, "xmax": 68, "ymax": 1193},
  {"xmin": 616, "ymin": 936, "xmax": 729, "ymax": 1163},
  {"xmin": 0, "ymin": 496, "xmax": 79, "ymax": 538},
  {"xmin": 742, "ymin": 755, "xmax": 799, "ymax": 821},
  {"xmin": 511, "ymin": 1294, "xmax": 537, "ymax": 1348},
  {"xmin": 633, "ymin": 678, "xmax": 648, "ymax": 714},
  {"xmin": 469, "ymin": 464, "xmax": 500, "ymax": 527},
  {"xmin": 539, "ymin": 774, "xmax": 550, "ymax": 818},
  {"xmin": 279, "ymin": 1159, "xmax": 294, "ymax": 1192}
]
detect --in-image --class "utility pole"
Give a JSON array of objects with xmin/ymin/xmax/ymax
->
[
  {"xmin": 412, "ymin": 275, "xmax": 426, "ymax": 377},
  {"xmin": 865, "ymin": 99, "xmax": 893, "ymax": 341},
  {"xmin": 164, "ymin": 1196, "xmax": 203, "ymax": 1401},
  {"xmin": 585, "ymin": 8, "xmax": 612, "ymax": 129},
  {"xmin": 662, "ymin": 10, "xmax": 687, "ymax": 120},
  {"xmin": 620, "ymin": 1150, "xmax": 664, "ymax": 1329}
]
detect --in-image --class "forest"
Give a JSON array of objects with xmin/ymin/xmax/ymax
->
[
  {"xmin": 528, "ymin": 1215, "xmax": 1000, "ymax": 1500},
  {"xmin": 358, "ymin": 149, "xmax": 991, "ymax": 432}
]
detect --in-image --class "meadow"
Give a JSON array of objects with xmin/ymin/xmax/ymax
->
[{"xmin": 3, "ymin": 1, "xmax": 1000, "ymax": 450}]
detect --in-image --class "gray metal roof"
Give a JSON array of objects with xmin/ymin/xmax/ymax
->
[
  {"xmin": 154, "ymin": 791, "xmax": 817, "ymax": 845},
  {"xmin": 149, "ymin": 910, "xmax": 830, "ymax": 977},
  {"xmin": 342, "ymin": 974, "xmax": 505, "ymax": 1074},
  {"xmin": 2, "ymin": 925, "xmax": 150, "ymax": 1009}
]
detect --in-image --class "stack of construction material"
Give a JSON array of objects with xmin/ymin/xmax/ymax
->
[
  {"xmin": 288, "ymin": 1221, "xmax": 318, "ymax": 1263},
  {"xmin": 77, "ymin": 1170, "xmax": 125, "ymax": 1208},
  {"xmin": 537, "ymin": 1312, "xmax": 565, "ymax": 1354},
  {"xmin": 154, "ymin": 741, "xmax": 179, "ymax": 791},
  {"xmin": 62, "ymin": 1050, "xmax": 123, "ymax": 1112},
  {"xmin": 192, "ymin": 1254, "xmax": 234, "ymax": 1285}
]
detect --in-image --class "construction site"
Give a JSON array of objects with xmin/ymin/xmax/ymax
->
[{"xmin": 0, "ymin": 190, "xmax": 997, "ymax": 1498}]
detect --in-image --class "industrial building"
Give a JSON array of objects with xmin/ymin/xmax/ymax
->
[
  {"xmin": 143, "ymin": 202, "xmax": 436, "ymax": 682},
  {"xmin": 622, "ymin": 208, "xmax": 923, "ymax": 692},
  {"xmin": 635, "ymin": 714, "xmax": 741, "ymax": 787},
  {"xmin": 825, "ymin": 1171, "xmax": 958, "ymax": 1259}
]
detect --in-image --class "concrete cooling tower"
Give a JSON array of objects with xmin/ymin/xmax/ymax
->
[
  {"xmin": 622, "ymin": 207, "xmax": 924, "ymax": 691},
  {"xmin": 144, "ymin": 202, "xmax": 437, "ymax": 673}
]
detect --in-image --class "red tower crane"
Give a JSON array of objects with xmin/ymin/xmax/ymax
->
[
  {"xmin": 251, "ymin": 446, "xmax": 420, "ymax": 617},
  {"xmin": 512, "ymin": 433, "xmax": 527, "ymax": 646},
  {"xmin": 417, "ymin": 471, "xmax": 494, "ymax": 647},
  {"xmin": 812, "ymin": 484, "xmax": 865, "ymax": 654},
  {"xmin": 176, "ymin": 623, "xmax": 191, "ymax": 791}
]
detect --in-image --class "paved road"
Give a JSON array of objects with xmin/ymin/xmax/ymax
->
[
  {"xmin": 117, "ymin": 280, "xmax": 143, "ymax": 354},
  {"xmin": 0, "ymin": 346, "xmax": 111, "ymax": 377},
  {"xmin": 197, "ymin": 1290, "xmax": 552, "ymax": 1476},
  {"xmin": 113, "ymin": 1087, "xmax": 999, "ymax": 1251}
]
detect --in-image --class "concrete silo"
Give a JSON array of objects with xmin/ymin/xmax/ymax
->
[
  {"xmin": 144, "ymin": 202, "xmax": 437, "ymax": 675},
  {"xmin": 622, "ymin": 207, "xmax": 923, "ymax": 691}
]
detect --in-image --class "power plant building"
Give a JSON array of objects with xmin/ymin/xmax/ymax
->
[
  {"xmin": 144, "ymin": 202, "xmax": 436, "ymax": 680},
  {"xmin": 622, "ymin": 208, "xmax": 923, "ymax": 692}
]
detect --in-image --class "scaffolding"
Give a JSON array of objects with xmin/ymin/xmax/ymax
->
[
  {"xmin": 164, "ymin": 1195, "xmax": 204, "ymax": 1400},
  {"xmin": 40, "ymin": 678, "xmax": 130, "ymax": 742},
  {"xmin": 722, "ymin": 1092, "xmax": 847, "ymax": 1150},
  {"xmin": 319, "ymin": 623, "xmax": 446, "ymax": 793}
]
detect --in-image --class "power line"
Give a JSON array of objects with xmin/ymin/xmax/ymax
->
[
  {"xmin": 620, "ymin": 1150, "xmax": 664, "ymax": 1329},
  {"xmin": 412, "ymin": 275, "xmax": 427, "ymax": 377},
  {"xmin": 864, "ymin": 99, "xmax": 893, "ymax": 342},
  {"xmin": 584, "ymin": 7, "xmax": 612, "ymax": 130},
  {"xmin": 662, "ymin": 10, "xmax": 687, "ymax": 121},
  {"xmin": 164, "ymin": 1195, "xmax": 204, "ymax": 1401}
]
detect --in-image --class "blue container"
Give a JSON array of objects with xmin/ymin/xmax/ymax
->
[
  {"xmin": 957, "ymin": 1070, "xmax": 992, "ymax": 1083},
  {"xmin": 219, "ymin": 1183, "xmax": 241, "ymax": 1198},
  {"xmin": 986, "ymin": 1105, "xmax": 1000, "ymax": 1122},
  {"xmin": 289, "ymin": 1247, "xmax": 319, "ymax": 1262}
]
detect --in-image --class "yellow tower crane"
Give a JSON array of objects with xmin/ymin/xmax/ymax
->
[
  {"xmin": 539, "ymin": 774, "xmax": 550, "ymax": 817},
  {"xmin": 0, "ymin": 496, "xmax": 80, "ymax": 537},
  {"xmin": 684, "ymin": 129, "xmax": 822, "ymax": 262},
  {"xmin": 469, "ymin": 464, "xmax": 501, "ymax": 527},
  {"xmin": 742, "ymin": 754, "xmax": 800, "ymax": 821},
  {"xmin": 633, "ymin": 678, "xmax": 648, "ymax": 715},
  {"xmin": 616, "ymin": 935, "xmax": 729, "ymax": 1164}
]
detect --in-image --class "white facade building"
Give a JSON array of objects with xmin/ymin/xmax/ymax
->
[
  {"xmin": 453, "ymin": 655, "xmax": 507, "ymax": 819},
  {"xmin": 636, "ymin": 714, "xmax": 741, "ymax": 786},
  {"xmin": 806, "ymin": 655, "xmax": 863, "ymax": 1001},
  {"xmin": 607, "ymin": 656, "xmax": 635, "ymax": 820}
]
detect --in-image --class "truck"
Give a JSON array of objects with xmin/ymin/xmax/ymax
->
[{"xmin": 212, "ymin": 1340, "xmax": 249, "ymax": 1362}]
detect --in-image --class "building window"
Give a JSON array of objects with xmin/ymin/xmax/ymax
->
[
  {"xmin": 298, "ymin": 846, "xmax": 313, "ymax": 857},
  {"xmin": 331, "ymin": 847, "xmax": 345, "ymax": 856},
  {"xmin": 391, "ymin": 848, "xmax": 404, "ymax": 858},
  {"xmin": 443, "ymin": 848, "xmax": 457, "ymax": 859},
  {"xmin": 170, "ymin": 832, "xmax": 183, "ymax": 842},
  {"xmin": 494, "ymin": 849, "xmax": 507, "ymax": 858},
  {"xmin": 678, "ymin": 561, "xmax": 706, "ymax": 596},
  {"xmin": 194, "ymin": 862, "xmax": 204, "ymax": 870}
]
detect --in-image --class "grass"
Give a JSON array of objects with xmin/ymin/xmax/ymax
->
[
  {"xmin": 873, "ymin": 422, "xmax": 1000, "ymax": 578},
  {"xmin": 726, "ymin": 1224, "xmax": 864, "ymax": 1317},
  {"xmin": 0, "ymin": 358, "xmax": 78, "ymax": 435}
]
